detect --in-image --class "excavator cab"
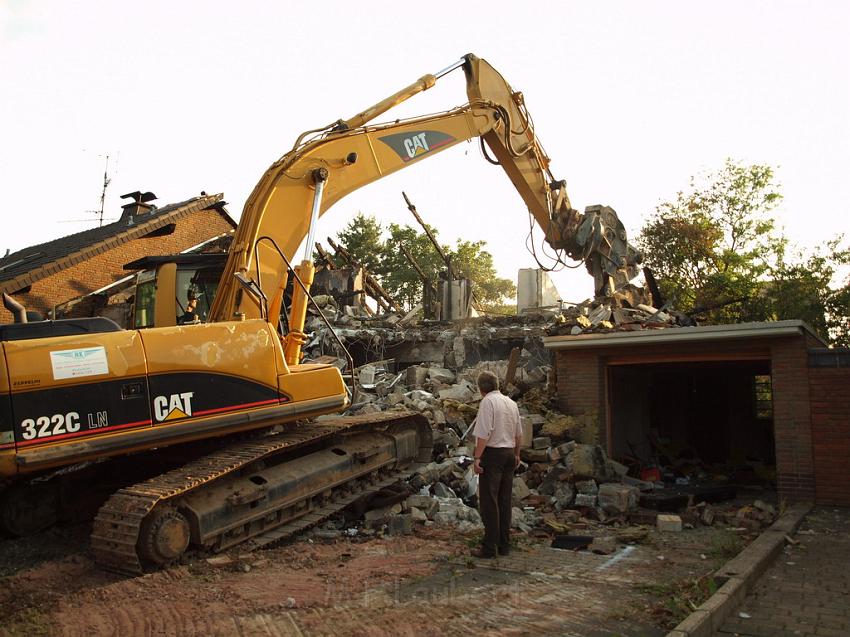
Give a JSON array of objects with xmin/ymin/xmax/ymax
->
[{"xmin": 126, "ymin": 254, "xmax": 227, "ymax": 329}]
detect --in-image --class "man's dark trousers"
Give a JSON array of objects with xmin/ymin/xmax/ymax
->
[{"xmin": 479, "ymin": 446, "xmax": 515, "ymax": 555}]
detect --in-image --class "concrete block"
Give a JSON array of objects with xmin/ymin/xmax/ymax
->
[
  {"xmin": 563, "ymin": 444, "xmax": 612, "ymax": 482},
  {"xmin": 426, "ymin": 366, "xmax": 456, "ymax": 384},
  {"xmin": 433, "ymin": 511, "xmax": 458, "ymax": 526},
  {"xmin": 433, "ymin": 482, "xmax": 457, "ymax": 499},
  {"xmin": 512, "ymin": 477, "xmax": 531, "ymax": 504},
  {"xmin": 575, "ymin": 480, "xmax": 598, "ymax": 495},
  {"xmin": 364, "ymin": 503, "xmax": 402, "ymax": 522},
  {"xmin": 532, "ymin": 436, "xmax": 551, "ymax": 450},
  {"xmin": 597, "ymin": 483, "xmax": 639, "ymax": 514},
  {"xmin": 556, "ymin": 441, "xmax": 576, "ymax": 456},
  {"xmin": 574, "ymin": 493, "xmax": 596, "ymax": 507},
  {"xmin": 387, "ymin": 514, "xmax": 413, "ymax": 536},
  {"xmin": 437, "ymin": 381, "xmax": 476, "ymax": 403},
  {"xmin": 405, "ymin": 366, "xmax": 429, "ymax": 387},
  {"xmin": 409, "ymin": 507, "xmax": 428, "ymax": 523},
  {"xmin": 657, "ymin": 514, "xmax": 683, "ymax": 532}
]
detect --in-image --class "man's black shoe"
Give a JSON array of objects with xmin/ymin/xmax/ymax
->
[
  {"xmin": 498, "ymin": 546, "xmax": 510, "ymax": 556},
  {"xmin": 471, "ymin": 546, "xmax": 496, "ymax": 559}
]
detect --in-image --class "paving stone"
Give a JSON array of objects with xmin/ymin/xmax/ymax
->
[{"xmin": 715, "ymin": 507, "xmax": 850, "ymax": 637}]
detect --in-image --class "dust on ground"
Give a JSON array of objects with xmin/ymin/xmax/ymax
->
[{"xmin": 0, "ymin": 519, "xmax": 754, "ymax": 637}]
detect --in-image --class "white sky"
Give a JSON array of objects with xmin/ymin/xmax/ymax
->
[{"xmin": 1, "ymin": 1, "xmax": 848, "ymax": 302}]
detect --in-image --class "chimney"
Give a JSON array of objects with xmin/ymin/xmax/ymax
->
[{"xmin": 119, "ymin": 191, "xmax": 157, "ymax": 225}]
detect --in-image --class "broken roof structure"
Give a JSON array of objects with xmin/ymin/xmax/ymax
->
[{"xmin": 0, "ymin": 192, "xmax": 235, "ymax": 320}]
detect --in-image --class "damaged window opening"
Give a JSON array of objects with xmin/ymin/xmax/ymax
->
[{"xmin": 753, "ymin": 374, "xmax": 773, "ymax": 419}]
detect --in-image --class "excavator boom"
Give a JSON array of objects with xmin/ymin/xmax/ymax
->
[{"xmin": 210, "ymin": 54, "xmax": 640, "ymax": 365}]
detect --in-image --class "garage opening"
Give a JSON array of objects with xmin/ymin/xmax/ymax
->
[{"xmin": 608, "ymin": 360, "xmax": 775, "ymax": 491}]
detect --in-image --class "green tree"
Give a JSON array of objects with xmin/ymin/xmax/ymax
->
[
  {"xmin": 638, "ymin": 159, "xmax": 784, "ymax": 322},
  {"xmin": 333, "ymin": 212, "xmax": 384, "ymax": 273},
  {"xmin": 450, "ymin": 239, "xmax": 516, "ymax": 311},
  {"xmin": 767, "ymin": 238, "xmax": 850, "ymax": 346},
  {"xmin": 379, "ymin": 223, "xmax": 445, "ymax": 309},
  {"xmin": 331, "ymin": 214, "xmax": 517, "ymax": 312},
  {"xmin": 638, "ymin": 159, "xmax": 850, "ymax": 345}
]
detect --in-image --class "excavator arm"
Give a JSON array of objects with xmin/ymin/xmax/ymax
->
[{"xmin": 209, "ymin": 54, "xmax": 642, "ymax": 364}]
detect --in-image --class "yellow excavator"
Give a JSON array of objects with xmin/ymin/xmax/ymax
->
[{"xmin": 0, "ymin": 54, "xmax": 641, "ymax": 573}]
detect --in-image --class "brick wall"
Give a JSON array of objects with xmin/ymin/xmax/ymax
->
[
  {"xmin": 809, "ymin": 352, "xmax": 850, "ymax": 506},
  {"xmin": 3, "ymin": 209, "xmax": 232, "ymax": 321},
  {"xmin": 554, "ymin": 349, "xmax": 605, "ymax": 446},
  {"xmin": 771, "ymin": 337, "xmax": 816, "ymax": 502}
]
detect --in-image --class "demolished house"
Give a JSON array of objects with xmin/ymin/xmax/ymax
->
[{"xmin": 0, "ymin": 191, "xmax": 235, "ymax": 324}]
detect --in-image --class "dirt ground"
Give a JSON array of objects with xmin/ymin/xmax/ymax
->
[{"xmin": 0, "ymin": 509, "xmax": 759, "ymax": 637}]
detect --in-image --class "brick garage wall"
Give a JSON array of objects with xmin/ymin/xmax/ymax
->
[
  {"xmin": 555, "ymin": 333, "xmax": 819, "ymax": 503},
  {"xmin": 770, "ymin": 337, "xmax": 816, "ymax": 502},
  {"xmin": 554, "ymin": 340, "xmax": 772, "ymax": 449},
  {"xmin": 5, "ymin": 209, "xmax": 232, "ymax": 320},
  {"xmin": 809, "ymin": 356, "xmax": 850, "ymax": 506},
  {"xmin": 554, "ymin": 349, "xmax": 605, "ymax": 446}
]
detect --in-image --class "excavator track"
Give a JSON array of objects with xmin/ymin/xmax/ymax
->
[{"xmin": 91, "ymin": 412, "xmax": 430, "ymax": 575}]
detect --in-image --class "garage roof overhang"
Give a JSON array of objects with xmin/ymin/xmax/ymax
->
[{"xmin": 543, "ymin": 320, "xmax": 825, "ymax": 351}]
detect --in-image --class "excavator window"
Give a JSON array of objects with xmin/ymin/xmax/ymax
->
[
  {"xmin": 176, "ymin": 267, "xmax": 220, "ymax": 324},
  {"xmin": 133, "ymin": 271, "xmax": 157, "ymax": 328}
]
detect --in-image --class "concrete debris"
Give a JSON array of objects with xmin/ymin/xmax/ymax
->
[
  {"xmin": 574, "ymin": 493, "xmax": 597, "ymax": 508},
  {"xmin": 433, "ymin": 482, "xmax": 457, "ymax": 499},
  {"xmin": 532, "ymin": 436, "xmax": 551, "ymax": 450},
  {"xmin": 657, "ymin": 514, "xmax": 683, "ymax": 532},
  {"xmin": 436, "ymin": 381, "xmax": 476, "ymax": 403},
  {"xmin": 563, "ymin": 445, "xmax": 614, "ymax": 482},
  {"xmin": 511, "ymin": 507, "xmax": 532, "ymax": 533},
  {"xmin": 386, "ymin": 513, "xmax": 414, "ymax": 536},
  {"xmin": 597, "ymin": 483, "xmax": 639, "ymax": 515},
  {"xmin": 427, "ymin": 366, "xmax": 456, "ymax": 384},
  {"xmin": 574, "ymin": 480, "xmax": 599, "ymax": 496},
  {"xmin": 589, "ymin": 536, "xmax": 617, "ymax": 555},
  {"xmin": 512, "ymin": 477, "xmax": 531, "ymax": 505},
  {"xmin": 364, "ymin": 503, "xmax": 403, "ymax": 524},
  {"xmin": 409, "ymin": 507, "xmax": 428, "ymax": 523},
  {"xmin": 302, "ymin": 288, "xmax": 771, "ymax": 552}
]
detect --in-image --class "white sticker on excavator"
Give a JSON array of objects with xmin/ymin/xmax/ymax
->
[{"xmin": 50, "ymin": 346, "xmax": 109, "ymax": 380}]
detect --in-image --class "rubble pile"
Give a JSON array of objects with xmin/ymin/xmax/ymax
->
[
  {"xmin": 547, "ymin": 297, "xmax": 695, "ymax": 337},
  {"xmin": 324, "ymin": 383, "xmax": 779, "ymax": 547},
  {"xmin": 298, "ymin": 289, "xmax": 777, "ymax": 551}
]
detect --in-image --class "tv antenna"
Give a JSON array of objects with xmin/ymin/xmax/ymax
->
[
  {"xmin": 93, "ymin": 154, "xmax": 112, "ymax": 226},
  {"xmin": 61, "ymin": 153, "xmax": 119, "ymax": 225}
]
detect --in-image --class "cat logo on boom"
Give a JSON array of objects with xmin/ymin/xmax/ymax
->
[
  {"xmin": 377, "ymin": 130, "xmax": 456, "ymax": 162},
  {"xmin": 153, "ymin": 392, "xmax": 194, "ymax": 422}
]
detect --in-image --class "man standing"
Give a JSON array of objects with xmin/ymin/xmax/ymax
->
[{"xmin": 471, "ymin": 370, "xmax": 522, "ymax": 558}]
